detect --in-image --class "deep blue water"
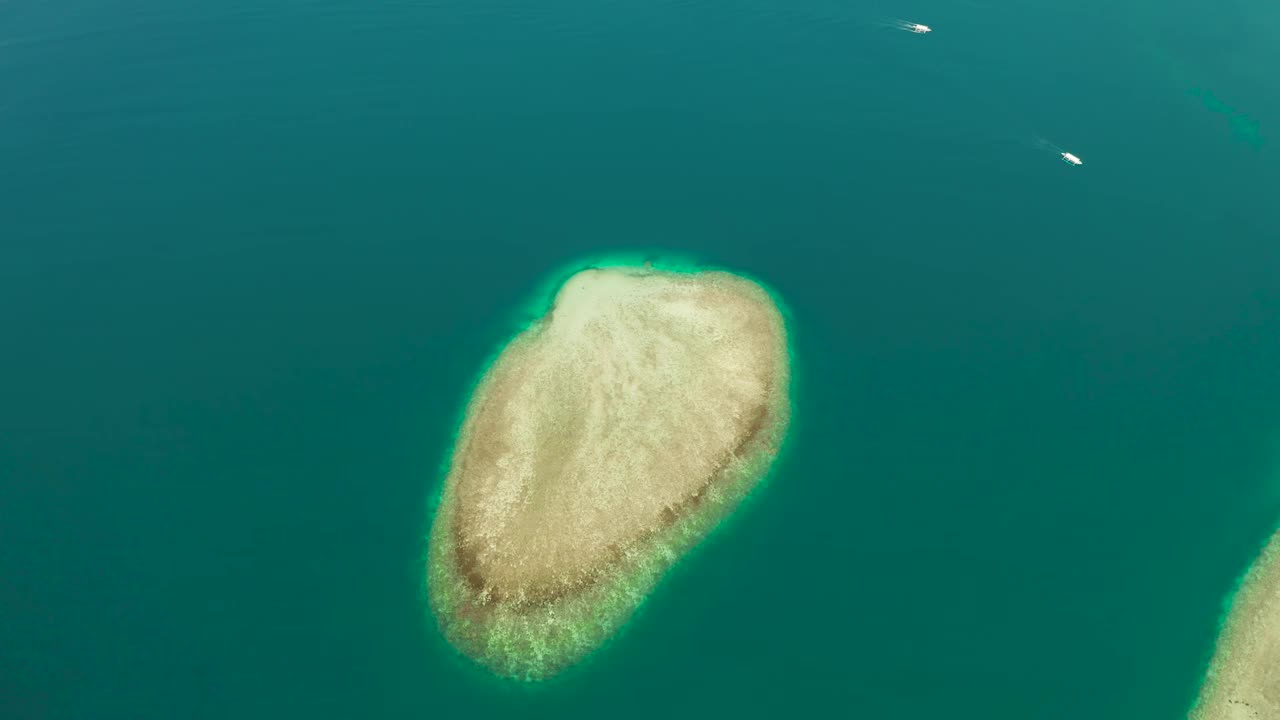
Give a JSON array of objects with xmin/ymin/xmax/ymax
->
[{"xmin": 2, "ymin": 0, "xmax": 1278, "ymax": 717}]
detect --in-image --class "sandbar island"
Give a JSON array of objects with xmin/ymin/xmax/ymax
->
[
  {"xmin": 1193, "ymin": 530, "xmax": 1280, "ymax": 720},
  {"xmin": 426, "ymin": 263, "xmax": 791, "ymax": 680}
]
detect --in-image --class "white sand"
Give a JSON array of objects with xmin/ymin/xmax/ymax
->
[
  {"xmin": 1194, "ymin": 530, "xmax": 1280, "ymax": 720},
  {"xmin": 444, "ymin": 265, "xmax": 788, "ymax": 605}
]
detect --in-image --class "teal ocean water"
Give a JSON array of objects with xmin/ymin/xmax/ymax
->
[{"xmin": 2, "ymin": 0, "xmax": 1279, "ymax": 717}]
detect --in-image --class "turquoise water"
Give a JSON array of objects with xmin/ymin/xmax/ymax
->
[{"xmin": 2, "ymin": 0, "xmax": 1279, "ymax": 717}]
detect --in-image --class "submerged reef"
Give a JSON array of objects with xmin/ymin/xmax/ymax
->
[{"xmin": 426, "ymin": 263, "xmax": 790, "ymax": 680}]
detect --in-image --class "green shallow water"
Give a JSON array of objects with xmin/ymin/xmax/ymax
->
[{"xmin": 2, "ymin": 0, "xmax": 1279, "ymax": 717}]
